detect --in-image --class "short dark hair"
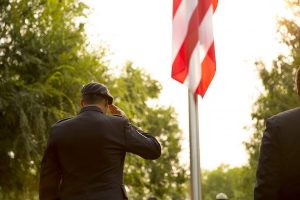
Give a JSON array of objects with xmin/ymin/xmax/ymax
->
[{"xmin": 82, "ymin": 94, "xmax": 107, "ymax": 105}]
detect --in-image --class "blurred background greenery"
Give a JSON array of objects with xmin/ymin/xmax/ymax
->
[
  {"xmin": 0, "ymin": 0, "xmax": 299, "ymax": 199},
  {"xmin": 0, "ymin": 0, "xmax": 187, "ymax": 199},
  {"xmin": 203, "ymin": 0, "xmax": 300, "ymax": 199}
]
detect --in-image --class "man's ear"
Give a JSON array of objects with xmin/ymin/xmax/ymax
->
[
  {"xmin": 80, "ymin": 99, "xmax": 85, "ymax": 108},
  {"xmin": 105, "ymin": 99, "xmax": 109, "ymax": 107}
]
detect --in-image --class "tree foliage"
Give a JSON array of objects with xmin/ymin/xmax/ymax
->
[
  {"xmin": 202, "ymin": 1, "xmax": 300, "ymax": 199},
  {"xmin": 0, "ymin": 0, "xmax": 104, "ymax": 198},
  {"xmin": 243, "ymin": 0, "xmax": 300, "ymax": 196},
  {"xmin": 202, "ymin": 164, "xmax": 252, "ymax": 200},
  {"xmin": 0, "ymin": 0, "xmax": 187, "ymax": 199}
]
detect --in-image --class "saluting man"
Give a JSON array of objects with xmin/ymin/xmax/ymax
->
[{"xmin": 39, "ymin": 82, "xmax": 161, "ymax": 200}]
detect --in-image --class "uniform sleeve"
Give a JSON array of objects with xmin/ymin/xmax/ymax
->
[
  {"xmin": 123, "ymin": 121, "xmax": 161, "ymax": 160},
  {"xmin": 39, "ymin": 129, "xmax": 61, "ymax": 200},
  {"xmin": 254, "ymin": 119, "xmax": 281, "ymax": 200}
]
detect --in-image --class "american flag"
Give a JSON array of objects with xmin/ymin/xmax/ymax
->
[{"xmin": 172, "ymin": 0, "xmax": 218, "ymax": 97}]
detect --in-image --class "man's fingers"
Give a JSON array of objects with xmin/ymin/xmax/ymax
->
[
  {"xmin": 109, "ymin": 105, "xmax": 118, "ymax": 111},
  {"xmin": 110, "ymin": 105, "xmax": 123, "ymax": 112},
  {"xmin": 108, "ymin": 104, "xmax": 127, "ymax": 118},
  {"xmin": 109, "ymin": 105, "xmax": 122, "ymax": 114},
  {"xmin": 109, "ymin": 104, "xmax": 118, "ymax": 110}
]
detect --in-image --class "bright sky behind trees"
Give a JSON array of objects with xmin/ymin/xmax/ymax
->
[{"xmin": 84, "ymin": 0, "xmax": 288, "ymax": 169}]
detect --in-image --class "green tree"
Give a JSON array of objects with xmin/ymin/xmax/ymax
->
[
  {"xmin": 202, "ymin": 164, "xmax": 251, "ymax": 200},
  {"xmin": 0, "ymin": 0, "xmax": 109, "ymax": 198},
  {"xmin": 244, "ymin": 0, "xmax": 300, "ymax": 196},
  {"xmin": 0, "ymin": 0, "xmax": 187, "ymax": 199},
  {"xmin": 202, "ymin": 1, "xmax": 300, "ymax": 199}
]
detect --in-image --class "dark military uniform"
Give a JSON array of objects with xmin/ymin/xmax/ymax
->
[
  {"xmin": 255, "ymin": 108, "xmax": 300, "ymax": 200},
  {"xmin": 39, "ymin": 106, "xmax": 161, "ymax": 200},
  {"xmin": 39, "ymin": 83, "xmax": 161, "ymax": 200}
]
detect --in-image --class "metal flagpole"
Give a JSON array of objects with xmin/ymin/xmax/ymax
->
[{"xmin": 188, "ymin": 90, "xmax": 202, "ymax": 200}]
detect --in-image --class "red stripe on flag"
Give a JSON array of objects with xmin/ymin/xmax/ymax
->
[
  {"xmin": 172, "ymin": 0, "xmax": 212, "ymax": 83},
  {"xmin": 171, "ymin": 51, "xmax": 188, "ymax": 82},
  {"xmin": 212, "ymin": 0, "xmax": 218, "ymax": 12},
  {"xmin": 196, "ymin": 42, "xmax": 216, "ymax": 97},
  {"xmin": 173, "ymin": 0, "xmax": 182, "ymax": 17}
]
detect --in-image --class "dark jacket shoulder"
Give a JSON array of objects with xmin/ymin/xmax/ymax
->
[
  {"xmin": 268, "ymin": 107, "xmax": 300, "ymax": 125},
  {"xmin": 55, "ymin": 117, "xmax": 73, "ymax": 124},
  {"xmin": 52, "ymin": 117, "xmax": 73, "ymax": 128},
  {"xmin": 107, "ymin": 114, "xmax": 128, "ymax": 125}
]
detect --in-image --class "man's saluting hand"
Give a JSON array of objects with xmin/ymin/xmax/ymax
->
[{"xmin": 109, "ymin": 104, "xmax": 127, "ymax": 118}]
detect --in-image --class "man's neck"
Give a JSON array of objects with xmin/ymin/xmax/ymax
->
[{"xmin": 83, "ymin": 104, "xmax": 106, "ymax": 113}]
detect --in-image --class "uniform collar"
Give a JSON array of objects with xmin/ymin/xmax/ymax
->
[{"xmin": 80, "ymin": 105, "xmax": 104, "ymax": 114}]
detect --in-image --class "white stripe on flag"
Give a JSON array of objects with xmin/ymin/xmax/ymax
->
[
  {"xmin": 198, "ymin": 5, "xmax": 214, "ymax": 63},
  {"xmin": 172, "ymin": 0, "xmax": 198, "ymax": 62},
  {"xmin": 183, "ymin": 5, "xmax": 214, "ymax": 93},
  {"xmin": 184, "ymin": 42, "xmax": 201, "ymax": 92}
]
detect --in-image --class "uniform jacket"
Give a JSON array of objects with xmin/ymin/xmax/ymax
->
[
  {"xmin": 255, "ymin": 107, "xmax": 300, "ymax": 200},
  {"xmin": 39, "ymin": 106, "xmax": 161, "ymax": 200}
]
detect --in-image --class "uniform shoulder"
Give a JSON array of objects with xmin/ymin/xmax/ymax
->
[
  {"xmin": 108, "ymin": 114, "xmax": 128, "ymax": 122},
  {"xmin": 53, "ymin": 117, "xmax": 73, "ymax": 126},
  {"xmin": 269, "ymin": 107, "xmax": 300, "ymax": 124}
]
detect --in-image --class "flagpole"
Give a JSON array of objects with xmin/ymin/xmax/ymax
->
[{"xmin": 188, "ymin": 90, "xmax": 202, "ymax": 200}]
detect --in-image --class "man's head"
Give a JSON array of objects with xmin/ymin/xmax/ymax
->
[
  {"xmin": 296, "ymin": 67, "xmax": 300, "ymax": 97},
  {"xmin": 81, "ymin": 82, "xmax": 113, "ymax": 113}
]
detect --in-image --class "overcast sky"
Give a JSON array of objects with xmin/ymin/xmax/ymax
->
[{"xmin": 84, "ymin": 0, "xmax": 287, "ymax": 169}]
